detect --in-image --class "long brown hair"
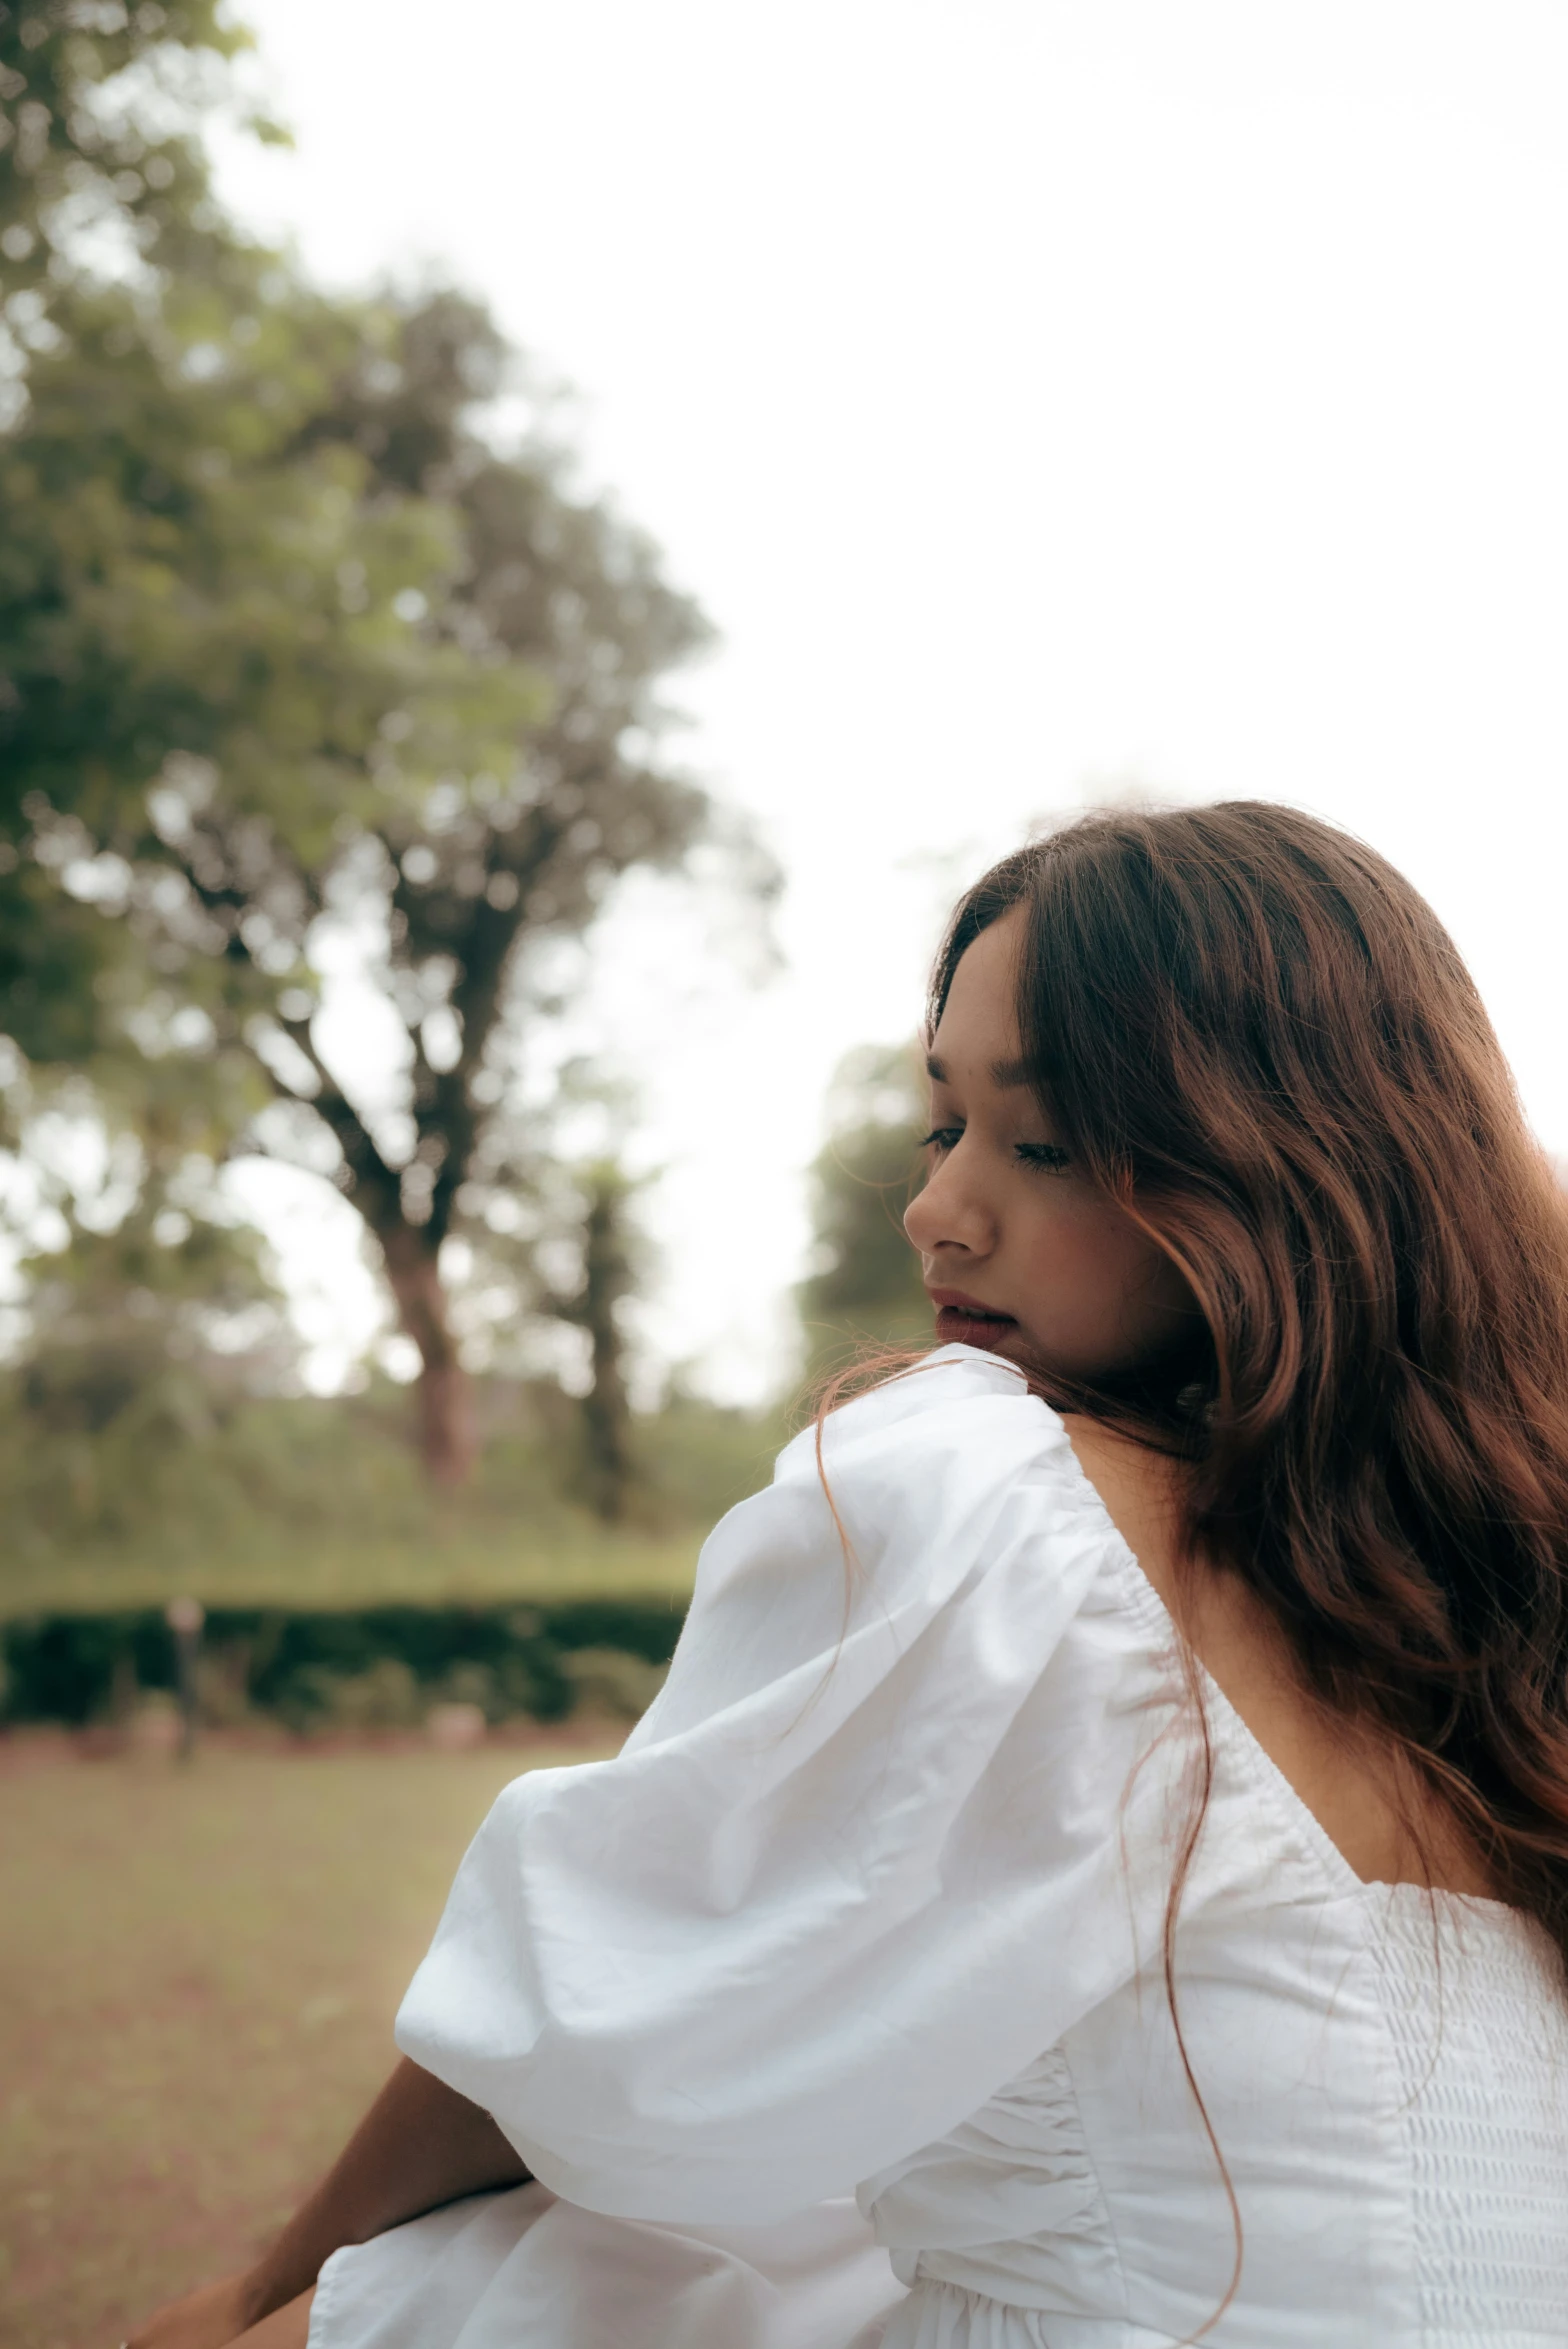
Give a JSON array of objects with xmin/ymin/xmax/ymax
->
[{"xmin": 926, "ymin": 799, "xmax": 1568, "ymax": 1961}]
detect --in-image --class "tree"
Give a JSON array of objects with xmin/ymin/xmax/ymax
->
[
  {"xmin": 0, "ymin": 1041, "xmax": 298, "ymax": 1548},
  {"xmin": 255, "ymin": 285, "xmax": 740, "ymax": 1485},
  {"xmin": 0, "ymin": 1, "xmax": 277, "ymax": 311},
  {"xmin": 0, "ymin": 270, "xmax": 543, "ymax": 1470},
  {"xmin": 16, "ymin": 1164, "xmax": 290, "ymax": 1432},
  {"xmin": 554, "ymin": 1159, "xmax": 643, "ymax": 1523},
  {"xmin": 0, "ymin": 0, "xmax": 285, "ymax": 1051},
  {"xmin": 797, "ymin": 1043, "xmax": 934, "ymax": 1380},
  {"xmin": 0, "ymin": 15, "xmax": 771, "ymax": 1484}
]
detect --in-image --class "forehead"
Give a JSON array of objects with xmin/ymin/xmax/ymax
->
[{"xmin": 929, "ymin": 912, "xmax": 1027, "ymax": 1080}]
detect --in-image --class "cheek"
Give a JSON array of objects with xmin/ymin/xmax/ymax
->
[{"xmin": 1015, "ymin": 1193, "xmax": 1191, "ymax": 1358}]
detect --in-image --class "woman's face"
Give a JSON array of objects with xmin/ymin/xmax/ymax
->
[{"xmin": 904, "ymin": 907, "xmax": 1197, "ymax": 1379}]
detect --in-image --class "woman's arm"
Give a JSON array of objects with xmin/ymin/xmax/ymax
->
[
  {"xmin": 127, "ymin": 2058, "xmax": 530, "ymax": 2347},
  {"xmin": 243, "ymin": 2056, "xmax": 531, "ymax": 2313}
]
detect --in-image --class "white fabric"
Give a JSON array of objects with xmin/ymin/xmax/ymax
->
[
  {"xmin": 307, "ymin": 2184, "xmax": 897, "ymax": 2349},
  {"xmin": 309, "ymin": 1346, "xmax": 1568, "ymax": 2349}
]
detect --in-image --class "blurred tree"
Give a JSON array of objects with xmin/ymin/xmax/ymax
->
[
  {"xmin": 18, "ymin": 1175, "xmax": 289, "ymax": 1437},
  {"xmin": 446, "ymin": 1062, "xmax": 653, "ymax": 1525},
  {"xmin": 2, "ymin": 1067, "xmax": 297, "ymax": 1540},
  {"xmin": 0, "ymin": 0, "xmax": 280, "ymax": 308},
  {"xmin": 0, "ymin": 0, "xmax": 283, "ymax": 1055},
  {"xmin": 256, "ymin": 286, "xmax": 747, "ymax": 1486},
  {"xmin": 0, "ymin": 271, "xmax": 543, "ymax": 1476},
  {"xmin": 797, "ymin": 1043, "xmax": 934, "ymax": 1381},
  {"xmin": 0, "ymin": 18, "xmax": 771, "ymax": 1486},
  {"xmin": 553, "ymin": 1158, "xmax": 642, "ymax": 1523}
]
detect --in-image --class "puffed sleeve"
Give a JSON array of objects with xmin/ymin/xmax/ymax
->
[{"xmin": 393, "ymin": 1345, "xmax": 1147, "ymax": 2224}]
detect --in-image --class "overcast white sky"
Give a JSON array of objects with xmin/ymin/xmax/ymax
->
[{"xmin": 213, "ymin": 0, "xmax": 1568, "ymax": 1403}]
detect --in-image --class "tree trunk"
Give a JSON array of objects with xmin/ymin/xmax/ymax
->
[
  {"xmin": 581, "ymin": 1330, "xmax": 630, "ymax": 1522},
  {"xmin": 577, "ymin": 1174, "xmax": 633, "ymax": 1522},
  {"xmin": 378, "ymin": 1224, "xmax": 477, "ymax": 1487}
]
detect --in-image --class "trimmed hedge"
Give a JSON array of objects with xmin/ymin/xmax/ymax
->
[{"xmin": 0, "ymin": 1598, "xmax": 689, "ymax": 1729}]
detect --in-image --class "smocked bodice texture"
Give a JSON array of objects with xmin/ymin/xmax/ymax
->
[
  {"xmin": 309, "ymin": 1349, "xmax": 1568, "ymax": 2349},
  {"xmin": 863, "ymin": 1774, "xmax": 1568, "ymax": 2346}
]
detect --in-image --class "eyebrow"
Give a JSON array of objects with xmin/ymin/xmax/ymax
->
[{"xmin": 925, "ymin": 1053, "xmax": 1034, "ymax": 1088}]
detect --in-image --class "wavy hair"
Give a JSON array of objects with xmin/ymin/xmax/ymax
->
[{"xmin": 926, "ymin": 800, "xmax": 1568, "ymax": 1959}]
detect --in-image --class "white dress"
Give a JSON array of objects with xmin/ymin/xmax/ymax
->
[{"xmin": 308, "ymin": 1347, "xmax": 1568, "ymax": 2349}]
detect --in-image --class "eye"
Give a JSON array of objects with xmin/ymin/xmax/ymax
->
[
  {"xmin": 920, "ymin": 1125, "xmax": 963, "ymax": 1155},
  {"xmin": 1015, "ymin": 1142, "xmax": 1071, "ymax": 1173}
]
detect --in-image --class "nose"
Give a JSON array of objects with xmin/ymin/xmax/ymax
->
[{"xmin": 904, "ymin": 1145, "xmax": 996, "ymax": 1263}]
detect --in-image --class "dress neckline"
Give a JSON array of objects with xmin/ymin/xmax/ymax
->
[{"xmin": 1047, "ymin": 1403, "xmax": 1528, "ymax": 1929}]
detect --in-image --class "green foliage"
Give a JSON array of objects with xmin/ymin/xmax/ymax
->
[
  {"xmin": 0, "ymin": 1596, "xmax": 687, "ymax": 1727},
  {"xmin": 0, "ymin": 4, "xmax": 773, "ymax": 1493},
  {"xmin": 274, "ymin": 1655, "xmax": 424, "ymax": 1735},
  {"xmin": 0, "ymin": 275, "xmax": 540, "ymax": 1063},
  {"xmin": 797, "ymin": 1041, "xmax": 933, "ymax": 1379},
  {"xmin": 0, "ymin": 1014, "xmax": 298, "ymax": 1501},
  {"xmin": 559, "ymin": 1645, "xmax": 669, "ymax": 1720},
  {"xmin": 638, "ymin": 1383, "xmax": 784, "ymax": 1523},
  {"xmin": 0, "ymin": 0, "xmax": 274, "ymax": 316},
  {"xmin": 19, "ymin": 1187, "xmax": 289, "ymax": 1435},
  {"xmin": 0, "ymin": 1368, "xmax": 777, "ymax": 1615}
]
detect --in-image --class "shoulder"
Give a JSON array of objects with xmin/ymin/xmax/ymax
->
[
  {"xmin": 721, "ymin": 1344, "xmax": 1086, "ymax": 1603},
  {"xmin": 775, "ymin": 1343, "xmax": 1062, "ymax": 1481},
  {"xmin": 633, "ymin": 1348, "xmax": 1123, "ymax": 1747},
  {"xmin": 768, "ymin": 1344, "xmax": 1092, "ymax": 1576}
]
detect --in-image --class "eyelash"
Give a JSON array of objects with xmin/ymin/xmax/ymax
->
[{"xmin": 920, "ymin": 1127, "xmax": 1070, "ymax": 1173}]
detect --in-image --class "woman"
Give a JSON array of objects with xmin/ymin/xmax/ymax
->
[{"xmin": 131, "ymin": 802, "xmax": 1568, "ymax": 2348}]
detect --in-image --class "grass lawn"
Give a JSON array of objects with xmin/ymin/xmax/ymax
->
[
  {"xmin": 0, "ymin": 1527, "xmax": 700, "ymax": 1619},
  {"xmin": 0, "ymin": 1732, "xmax": 611, "ymax": 2349}
]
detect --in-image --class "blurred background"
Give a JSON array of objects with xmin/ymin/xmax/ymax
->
[{"xmin": 3, "ymin": 4, "xmax": 1567, "ymax": 2341}]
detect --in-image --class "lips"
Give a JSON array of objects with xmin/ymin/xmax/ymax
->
[{"xmin": 927, "ymin": 1288, "xmax": 1019, "ymax": 1344}]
